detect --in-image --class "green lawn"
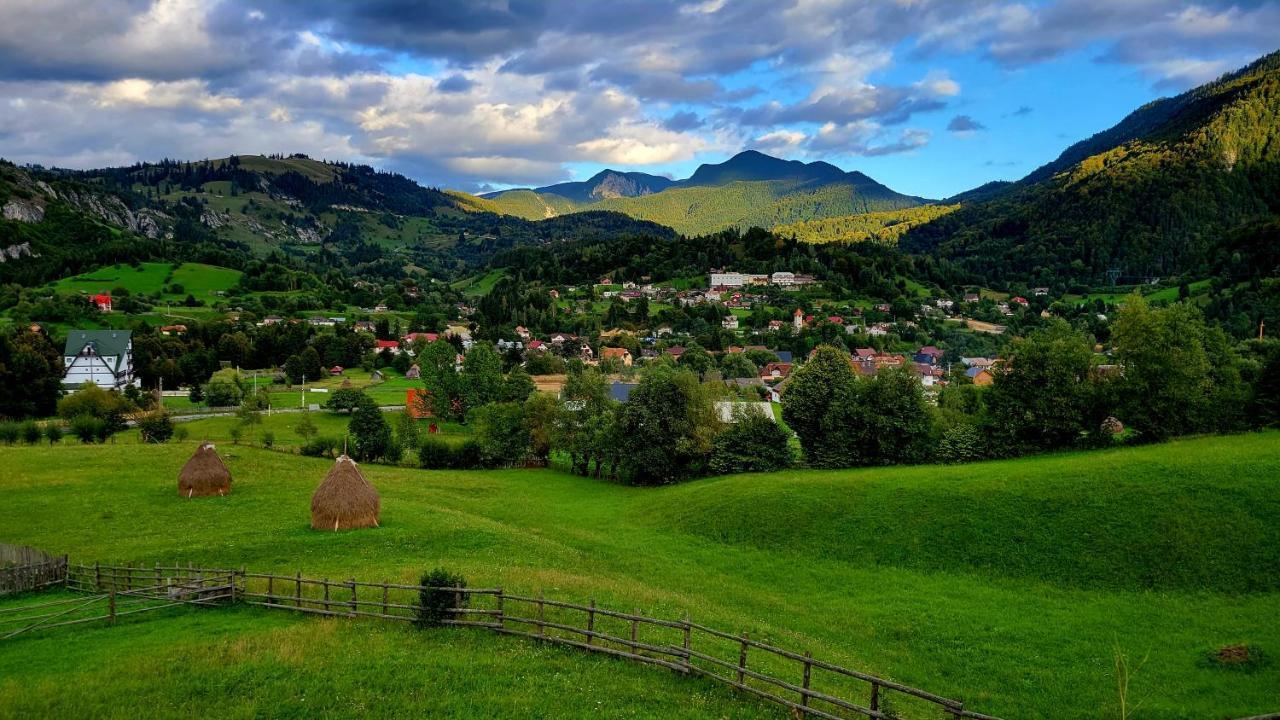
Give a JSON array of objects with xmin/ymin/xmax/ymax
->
[
  {"xmin": 450, "ymin": 269, "xmax": 506, "ymax": 297},
  {"xmin": 0, "ymin": 433, "xmax": 1277, "ymax": 719}
]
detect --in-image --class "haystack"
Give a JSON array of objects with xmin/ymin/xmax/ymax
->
[
  {"xmin": 178, "ymin": 442, "xmax": 232, "ymax": 498},
  {"xmin": 310, "ymin": 455, "xmax": 380, "ymax": 531}
]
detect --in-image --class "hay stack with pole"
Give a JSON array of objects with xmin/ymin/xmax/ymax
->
[
  {"xmin": 311, "ymin": 455, "xmax": 380, "ymax": 531},
  {"xmin": 178, "ymin": 442, "xmax": 232, "ymax": 497}
]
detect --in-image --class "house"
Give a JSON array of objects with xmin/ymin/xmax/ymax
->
[
  {"xmin": 793, "ymin": 308, "xmax": 805, "ymax": 330},
  {"xmin": 496, "ymin": 339, "xmax": 524, "ymax": 352},
  {"xmin": 767, "ymin": 320, "xmax": 785, "ymax": 331},
  {"xmin": 1032, "ymin": 287, "xmax": 1050, "ymax": 297},
  {"xmin": 610, "ymin": 382, "xmax": 638, "ymax": 402},
  {"xmin": 372, "ymin": 304, "xmax": 389, "ymax": 313},
  {"xmin": 771, "ymin": 271, "xmax": 796, "ymax": 286},
  {"xmin": 405, "ymin": 364, "xmax": 421, "ymax": 379},
  {"xmin": 665, "ymin": 346, "xmax": 686, "ymax": 359},
  {"xmin": 330, "ymin": 365, "xmax": 345, "ymax": 376},
  {"xmin": 548, "ymin": 289, "xmax": 560, "ymax": 300},
  {"xmin": 259, "ymin": 316, "xmax": 284, "ymax": 326},
  {"xmin": 598, "ymin": 276, "xmax": 613, "ymax": 285},
  {"xmin": 601, "ymin": 347, "xmax": 633, "ymax": 367},
  {"xmin": 403, "ymin": 332, "xmax": 439, "ymax": 345},
  {"xmin": 760, "ymin": 362, "xmax": 793, "ymax": 381},
  {"xmin": 527, "ymin": 339, "xmax": 546, "ymax": 351},
  {"xmin": 353, "ymin": 321, "xmax": 376, "ymax": 333},
  {"xmin": 854, "ymin": 347, "xmax": 877, "ymax": 361},
  {"xmin": 966, "ymin": 367, "xmax": 994, "ymax": 386},
  {"xmin": 579, "ymin": 343, "xmax": 595, "ymax": 361},
  {"xmin": 913, "ymin": 362, "xmax": 946, "ymax": 387},
  {"xmin": 375, "ymin": 339, "xmax": 401, "ymax": 355},
  {"xmin": 159, "ymin": 324, "xmax": 187, "ymax": 336},
  {"xmin": 549, "ymin": 332, "xmax": 576, "ymax": 345},
  {"xmin": 867, "ymin": 323, "xmax": 892, "ymax": 337},
  {"xmin": 914, "ymin": 346, "xmax": 944, "ymax": 365},
  {"xmin": 714, "ymin": 401, "xmax": 774, "ymax": 423},
  {"xmin": 91, "ymin": 294, "xmax": 112, "ymax": 313},
  {"xmin": 309, "ymin": 316, "xmax": 335, "ymax": 327},
  {"xmin": 655, "ymin": 324, "xmax": 674, "ymax": 337},
  {"xmin": 709, "ymin": 272, "xmax": 767, "ymax": 287},
  {"xmin": 722, "ymin": 315, "xmax": 739, "ymax": 330},
  {"xmin": 964, "ymin": 293, "xmax": 981, "ymax": 303},
  {"xmin": 62, "ymin": 330, "xmax": 137, "ymax": 390},
  {"xmin": 773, "ymin": 351, "xmax": 793, "ymax": 363},
  {"xmin": 515, "ymin": 326, "xmax": 531, "ymax": 340},
  {"xmin": 962, "ymin": 357, "xmax": 996, "ymax": 369}
]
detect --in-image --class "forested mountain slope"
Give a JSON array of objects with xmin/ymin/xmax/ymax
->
[{"xmin": 902, "ymin": 51, "xmax": 1280, "ymax": 285}]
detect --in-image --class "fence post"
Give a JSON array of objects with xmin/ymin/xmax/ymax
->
[
  {"xmin": 536, "ymin": 591, "xmax": 545, "ymax": 636},
  {"xmin": 802, "ymin": 651, "xmax": 812, "ymax": 708},
  {"xmin": 348, "ymin": 579, "xmax": 357, "ymax": 617},
  {"xmin": 382, "ymin": 582, "xmax": 389, "ymax": 617},
  {"xmin": 108, "ymin": 589, "xmax": 116, "ymax": 624},
  {"xmin": 870, "ymin": 682, "xmax": 880, "ymax": 713},
  {"xmin": 495, "ymin": 588, "xmax": 505, "ymax": 630},
  {"xmin": 125, "ymin": 562, "xmax": 132, "ymax": 591},
  {"xmin": 681, "ymin": 614, "xmax": 692, "ymax": 673},
  {"xmin": 95, "ymin": 561, "xmax": 101, "ymax": 591},
  {"xmin": 323, "ymin": 578, "xmax": 330, "ymax": 613},
  {"xmin": 737, "ymin": 632, "xmax": 749, "ymax": 685},
  {"xmin": 61, "ymin": 555, "xmax": 69, "ymax": 589},
  {"xmin": 267, "ymin": 574, "xmax": 274, "ymax": 602},
  {"xmin": 154, "ymin": 563, "xmax": 161, "ymax": 591},
  {"xmin": 630, "ymin": 610, "xmax": 639, "ymax": 648},
  {"xmin": 295, "ymin": 572, "xmax": 302, "ymax": 608},
  {"xmin": 586, "ymin": 599, "xmax": 596, "ymax": 646}
]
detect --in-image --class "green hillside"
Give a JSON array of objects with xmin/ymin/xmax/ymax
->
[
  {"xmin": 471, "ymin": 189, "xmax": 580, "ymax": 220},
  {"xmin": 47, "ymin": 262, "xmax": 242, "ymax": 300},
  {"xmin": 774, "ymin": 204, "xmax": 960, "ymax": 244},
  {"xmin": 0, "ymin": 433, "xmax": 1277, "ymax": 718},
  {"xmin": 903, "ymin": 50, "xmax": 1280, "ymax": 284}
]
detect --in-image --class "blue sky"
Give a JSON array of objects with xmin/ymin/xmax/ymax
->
[{"xmin": 0, "ymin": 1, "xmax": 1276, "ymax": 198}]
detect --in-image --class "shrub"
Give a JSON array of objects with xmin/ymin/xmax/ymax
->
[
  {"xmin": 229, "ymin": 424, "xmax": 244, "ymax": 445},
  {"xmin": 19, "ymin": 421, "xmax": 41, "ymax": 445},
  {"xmin": 414, "ymin": 568, "xmax": 467, "ymax": 628},
  {"xmin": 417, "ymin": 436, "xmax": 453, "ymax": 469},
  {"xmin": 301, "ymin": 436, "xmax": 339, "ymax": 458},
  {"xmin": 349, "ymin": 398, "xmax": 392, "ymax": 462},
  {"xmin": 70, "ymin": 414, "xmax": 104, "ymax": 444},
  {"xmin": 709, "ymin": 413, "xmax": 793, "ymax": 475},
  {"xmin": 44, "ymin": 423, "xmax": 63, "ymax": 445},
  {"xmin": 261, "ymin": 430, "xmax": 275, "ymax": 449},
  {"xmin": 937, "ymin": 423, "xmax": 986, "ymax": 464},
  {"xmin": 0, "ymin": 422, "xmax": 19, "ymax": 445},
  {"xmin": 137, "ymin": 411, "xmax": 175, "ymax": 443},
  {"xmin": 173, "ymin": 425, "xmax": 189, "ymax": 442},
  {"xmin": 451, "ymin": 439, "xmax": 483, "ymax": 470},
  {"xmin": 203, "ymin": 378, "xmax": 243, "ymax": 407}
]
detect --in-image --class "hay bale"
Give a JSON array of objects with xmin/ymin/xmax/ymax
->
[
  {"xmin": 178, "ymin": 442, "xmax": 232, "ymax": 498},
  {"xmin": 310, "ymin": 455, "xmax": 380, "ymax": 531}
]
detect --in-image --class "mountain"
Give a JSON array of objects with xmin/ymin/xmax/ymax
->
[
  {"xmin": 0, "ymin": 154, "xmax": 675, "ymax": 286},
  {"xmin": 903, "ymin": 50, "xmax": 1280, "ymax": 284},
  {"xmin": 471, "ymin": 150, "xmax": 928, "ymax": 236}
]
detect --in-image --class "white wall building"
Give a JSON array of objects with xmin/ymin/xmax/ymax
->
[{"xmin": 63, "ymin": 330, "xmax": 138, "ymax": 390}]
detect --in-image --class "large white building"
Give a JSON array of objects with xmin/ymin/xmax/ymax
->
[
  {"xmin": 63, "ymin": 330, "xmax": 138, "ymax": 390},
  {"xmin": 710, "ymin": 272, "xmax": 768, "ymax": 287}
]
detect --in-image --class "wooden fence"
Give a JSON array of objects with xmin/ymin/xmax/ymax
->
[{"xmin": 0, "ymin": 544, "xmax": 68, "ymax": 596}]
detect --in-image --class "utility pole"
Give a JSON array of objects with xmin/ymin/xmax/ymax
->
[
  {"xmin": 1261, "ymin": 319, "xmax": 1266, "ymax": 342},
  {"xmin": 301, "ymin": 375, "xmax": 306, "ymax": 409}
]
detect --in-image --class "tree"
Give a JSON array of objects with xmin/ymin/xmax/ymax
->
[
  {"xmin": 348, "ymin": 395, "xmax": 391, "ymax": 462},
  {"xmin": 470, "ymin": 402, "xmax": 530, "ymax": 467},
  {"xmin": 57, "ymin": 384, "xmax": 130, "ymax": 436},
  {"xmin": 325, "ymin": 388, "xmax": 369, "ymax": 414},
  {"xmin": 202, "ymin": 377, "xmax": 244, "ymax": 407},
  {"xmin": 618, "ymin": 365, "xmax": 719, "ymax": 485},
  {"xmin": 844, "ymin": 366, "xmax": 933, "ymax": 465},
  {"xmin": 1110, "ymin": 296, "xmax": 1247, "ymax": 440},
  {"xmin": 985, "ymin": 320, "xmax": 1100, "ymax": 454},
  {"xmin": 781, "ymin": 345, "xmax": 858, "ymax": 467},
  {"xmin": 0, "ymin": 328, "xmax": 63, "ymax": 419},
  {"xmin": 137, "ymin": 411, "xmax": 175, "ymax": 443},
  {"xmin": 719, "ymin": 352, "xmax": 758, "ymax": 380},
  {"xmin": 710, "ymin": 412, "xmax": 793, "ymax": 474},
  {"xmin": 679, "ymin": 343, "xmax": 715, "ymax": 374},
  {"xmin": 284, "ymin": 346, "xmax": 325, "ymax": 385},
  {"xmin": 500, "ymin": 365, "xmax": 536, "ymax": 403},
  {"xmin": 523, "ymin": 392, "xmax": 560, "ymax": 465},
  {"xmin": 295, "ymin": 411, "xmax": 318, "ymax": 440},
  {"xmin": 418, "ymin": 340, "xmax": 463, "ymax": 421},
  {"xmin": 460, "ymin": 343, "xmax": 504, "ymax": 414},
  {"xmin": 553, "ymin": 365, "xmax": 611, "ymax": 475}
]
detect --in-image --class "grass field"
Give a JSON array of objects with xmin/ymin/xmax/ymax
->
[
  {"xmin": 46, "ymin": 262, "xmax": 243, "ymax": 301},
  {"xmin": 1, "ymin": 433, "xmax": 1277, "ymax": 719}
]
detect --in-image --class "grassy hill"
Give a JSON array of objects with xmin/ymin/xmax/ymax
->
[
  {"xmin": 0, "ymin": 432, "xmax": 1277, "ymax": 718},
  {"xmin": 774, "ymin": 204, "xmax": 960, "ymax": 244},
  {"xmin": 903, "ymin": 50, "xmax": 1280, "ymax": 284},
  {"xmin": 47, "ymin": 262, "xmax": 242, "ymax": 301},
  {"xmin": 474, "ymin": 151, "xmax": 928, "ymax": 236}
]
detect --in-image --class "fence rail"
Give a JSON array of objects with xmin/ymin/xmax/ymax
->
[
  {"xmin": 0, "ymin": 544, "xmax": 68, "ymax": 597},
  {"xmin": 8, "ymin": 560, "xmax": 1006, "ymax": 719}
]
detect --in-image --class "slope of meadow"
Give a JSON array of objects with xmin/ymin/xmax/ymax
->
[{"xmin": 0, "ymin": 433, "xmax": 1277, "ymax": 719}]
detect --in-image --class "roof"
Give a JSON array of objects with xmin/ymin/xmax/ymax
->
[
  {"xmin": 965, "ymin": 367, "xmax": 990, "ymax": 378},
  {"xmin": 375, "ymin": 339, "xmax": 400, "ymax": 349},
  {"xmin": 64, "ymin": 330, "xmax": 131, "ymax": 375},
  {"xmin": 774, "ymin": 351, "xmax": 793, "ymax": 363},
  {"xmin": 610, "ymin": 382, "xmax": 638, "ymax": 402},
  {"xmin": 601, "ymin": 347, "xmax": 630, "ymax": 359},
  {"xmin": 918, "ymin": 345, "xmax": 944, "ymax": 357}
]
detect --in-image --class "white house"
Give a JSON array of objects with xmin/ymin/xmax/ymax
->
[
  {"xmin": 722, "ymin": 315, "xmax": 739, "ymax": 330},
  {"xmin": 63, "ymin": 330, "xmax": 138, "ymax": 390}
]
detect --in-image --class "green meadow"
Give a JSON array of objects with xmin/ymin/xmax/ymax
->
[
  {"xmin": 0, "ymin": 433, "xmax": 1277, "ymax": 719},
  {"xmin": 46, "ymin": 262, "xmax": 243, "ymax": 301}
]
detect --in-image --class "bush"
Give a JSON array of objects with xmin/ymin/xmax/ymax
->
[
  {"xmin": 229, "ymin": 423, "xmax": 244, "ymax": 445},
  {"xmin": 261, "ymin": 430, "xmax": 275, "ymax": 449},
  {"xmin": 709, "ymin": 413, "xmax": 793, "ymax": 474},
  {"xmin": 173, "ymin": 425, "xmax": 189, "ymax": 442},
  {"xmin": 20, "ymin": 421, "xmax": 42, "ymax": 445},
  {"xmin": 349, "ymin": 398, "xmax": 392, "ymax": 462},
  {"xmin": 44, "ymin": 423, "xmax": 63, "ymax": 445},
  {"xmin": 451, "ymin": 439, "xmax": 483, "ymax": 469},
  {"xmin": 137, "ymin": 411, "xmax": 175, "ymax": 443},
  {"xmin": 70, "ymin": 414, "xmax": 105, "ymax": 444},
  {"xmin": 203, "ymin": 378, "xmax": 244, "ymax": 407},
  {"xmin": 417, "ymin": 436, "xmax": 453, "ymax": 469},
  {"xmin": 414, "ymin": 568, "xmax": 467, "ymax": 628},
  {"xmin": 0, "ymin": 422, "xmax": 19, "ymax": 445},
  {"xmin": 301, "ymin": 436, "xmax": 339, "ymax": 458},
  {"xmin": 937, "ymin": 423, "xmax": 986, "ymax": 464}
]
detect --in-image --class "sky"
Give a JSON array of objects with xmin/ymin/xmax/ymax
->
[{"xmin": 0, "ymin": 1, "xmax": 1277, "ymax": 199}]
